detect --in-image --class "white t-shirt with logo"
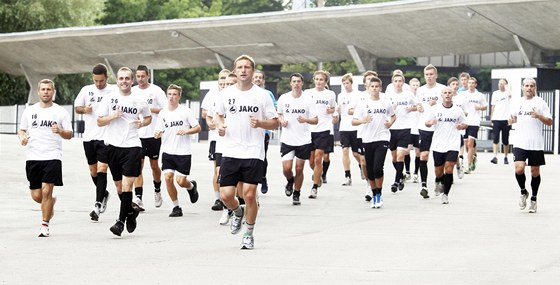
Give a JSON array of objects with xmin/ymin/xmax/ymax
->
[
  {"xmin": 132, "ymin": 84, "xmax": 167, "ymax": 138},
  {"xmin": 491, "ymin": 90, "xmax": 511, "ymax": 121},
  {"xmin": 20, "ymin": 103, "xmax": 73, "ymax": 161},
  {"xmin": 155, "ymin": 105, "xmax": 199, "ymax": 156},
  {"xmin": 277, "ymin": 91, "xmax": 316, "ymax": 146},
  {"xmin": 386, "ymin": 90, "xmax": 418, "ymax": 130},
  {"xmin": 303, "ymin": 88, "xmax": 337, "ymax": 133},
  {"xmin": 216, "ymin": 85, "xmax": 277, "ymax": 161},
  {"xmin": 427, "ymin": 104, "xmax": 467, "ymax": 152},
  {"xmin": 353, "ymin": 97, "xmax": 394, "ymax": 143},
  {"xmin": 463, "ymin": 90, "xmax": 487, "ymax": 126},
  {"xmin": 511, "ymin": 96, "xmax": 551, "ymax": 150},
  {"xmin": 337, "ymin": 90, "xmax": 359, "ymax": 132},
  {"xmin": 74, "ymin": 84, "xmax": 118, "ymax": 142},
  {"xmin": 97, "ymin": 92, "xmax": 151, "ymax": 148},
  {"xmin": 417, "ymin": 83, "xmax": 446, "ymax": 131}
]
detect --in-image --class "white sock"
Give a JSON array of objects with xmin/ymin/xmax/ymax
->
[{"xmin": 172, "ymin": 200, "xmax": 179, "ymax": 207}]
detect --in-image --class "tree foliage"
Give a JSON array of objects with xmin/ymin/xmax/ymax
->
[{"xmin": 0, "ymin": 0, "xmax": 104, "ymax": 105}]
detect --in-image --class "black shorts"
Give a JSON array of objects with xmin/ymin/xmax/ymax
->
[
  {"xmin": 389, "ymin": 129, "xmax": 411, "ymax": 151},
  {"xmin": 492, "ymin": 120, "xmax": 510, "ymax": 145},
  {"xmin": 280, "ymin": 143, "xmax": 312, "ymax": 160},
  {"xmin": 215, "ymin": 153, "xmax": 223, "ymax": 167},
  {"xmin": 311, "ymin": 130, "xmax": 331, "ymax": 151},
  {"xmin": 339, "ymin": 131, "xmax": 360, "ymax": 153},
  {"xmin": 356, "ymin": 138, "xmax": 365, "ymax": 155},
  {"xmin": 419, "ymin": 130, "xmax": 434, "ymax": 152},
  {"xmin": 26, "ymin": 160, "xmax": 63, "ymax": 189},
  {"xmin": 208, "ymin": 140, "xmax": 216, "ymax": 161},
  {"xmin": 432, "ymin": 151, "xmax": 459, "ymax": 167},
  {"xmin": 107, "ymin": 146, "xmax": 143, "ymax": 181},
  {"xmin": 464, "ymin": 126, "xmax": 479, "ymax": 140},
  {"xmin": 140, "ymin": 137, "xmax": 161, "ymax": 160},
  {"xmin": 513, "ymin": 148, "xmax": 546, "ymax": 166},
  {"xmin": 325, "ymin": 135, "xmax": 335, "ymax": 153},
  {"xmin": 219, "ymin": 157, "xmax": 264, "ymax": 187},
  {"xmin": 162, "ymin": 153, "xmax": 191, "ymax": 176},
  {"xmin": 83, "ymin": 140, "xmax": 108, "ymax": 165},
  {"xmin": 410, "ymin": 134, "xmax": 419, "ymax": 148}
]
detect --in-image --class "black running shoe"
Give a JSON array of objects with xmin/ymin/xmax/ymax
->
[
  {"xmin": 110, "ymin": 220, "xmax": 124, "ymax": 236},
  {"xmin": 169, "ymin": 206, "xmax": 183, "ymax": 217},
  {"xmin": 187, "ymin": 180, "xmax": 199, "ymax": 203},
  {"xmin": 285, "ymin": 181, "xmax": 294, "ymax": 197},
  {"xmin": 126, "ymin": 207, "xmax": 140, "ymax": 233},
  {"xmin": 292, "ymin": 191, "xmax": 301, "ymax": 205},
  {"xmin": 211, "ymin": 199, "xmax": 224, "ymax": 211}
]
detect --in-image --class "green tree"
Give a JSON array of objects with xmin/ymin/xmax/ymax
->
[{"xmin": 0, "ymin": 0, "xmax": 104, "ymax": 105}]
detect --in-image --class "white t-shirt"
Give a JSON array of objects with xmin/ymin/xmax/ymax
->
[
  {"xmin": 97, "ymin": 91, "xmax": 151, "ymax": 148},
  {"xmin": 511, "ymin": 96, "xmax": 551, "ymax": 150},
  {"xmin": 491, "ymin": 90, "xmax": 511, "ymax": 121},
  {"xmin": 132, "ymin": 84, "xmax": 167, "ymax": 138},
  {"xmin": 386, "ymin": 90, "xmax": 418, "ymax": 130},
  {"xmin": 216, "ymin": 84, "xmax": 277, "ymax": 160},
  {"xmin": 348, "ymin": 91, "xmax": 369, "ymax": 138},
  {"xmin": 417, "ymin": 83, "xmax": 446, "ymax": 131},
  {"xmin": 452, "ymin": 92, "xmax": 469, "ymax": 136},
  {"xmin": 277, "ymin": 91, "xmax": 316, "ymax": 146},
  {"xmin": 155, "ymin": 105, "xmax": 199, "ymax": 156},
  {"xmin": 74, "ymin": 84, "xmax": 118, "ymax": 142},
  {"xmin": 303, "ymin": 88, "xmax": 337, "ymax": 133},
  {"xmin": 337, "ymin": 90, "xmax": 359, "ymax": 132},
  {"xmin": 353, "ymin": 97, "xmax": 394, "ymax": 143},
  {"xmin": 20, "ymin": 103, "xmax": 73, "ymax": 161},
  {"xmin": 463, "ymin": 90, "xmax": 487, "ymax": 126},
  {"xmin": 428, "ymin": 104, "xmax": 467, "ymax": 152},
  {"xmin": 201, "ymin": 87, "xmax": 219, "ymax": 142}
]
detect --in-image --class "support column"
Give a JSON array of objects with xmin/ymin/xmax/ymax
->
[
  {"xmin": 513, "ymin": 34, "xmax": 542, "ymax": 66},
  {"xmin": 346, "ymin": 45, "xmax": 378, "ymax": 73},
  {"xmin": 215, "ymin": 53, "xmax": 233, "ymax": 70},
  {"xmin": 20, "ymin": 64, "xmax": 54, "ymax": 104}
]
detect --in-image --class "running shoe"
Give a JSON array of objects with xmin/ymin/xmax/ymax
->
[
  {"xmin": 126, "ymin": 207, "xmax": 140, "ymax": 233},
  {"xmin": 390, "ymin": 183, "xmax": 398, "ymax": 193},
  {"xmin": 38, "ymin": 224, "xmax": 49, "ymax": 237},
  {"xmin": 420, "ymin": 187, "xmax": 429, "ymax": 199},
  {"xmin": 90, "ymin": 203, "xmax": 101, "ymax": 221},
  {"xmin": 342, "ymin": 177, "xmax": 352, "ymax": 186},
  {"xmin": 261, "ymin": 178, "xmax": 268, "ymax": 194},
  {"xmin": 519, "ymin": 193, "xmax": 528, "ymax": 210},
  {"xmin": 219, "ymin": 209, "xmax": 232, "ymax": 225},
  {"xmin": 434, "ymin": 182, "xmax": 444, "ymax": 196},
  {"xmin": 412, "ymin": 174, "xmax": 419, "ymax": 183},
  {"xmin": 154, "ymin": 191, "xmax": 163, "ymax": 208},
  {"xmin": 132, "ymin": 196, "xmax": 145, "ymax": 212},
  {"xmin": 490, "ymin": 157, "xmax": 498, "ymax": 164},
  {"xmin": 528, "ymin": 200, "xmax": 537, "ymax": 213},
  {"xmin": 285, "ymin": 181, "xmax": 294, "ymax": 196},
  {"xmin": 240, "ymin": 235, "xmax": 254, "ymax": 250},
  {"xmin": 211, "ymin": 199, "xmax": 224, "ymax": 211},
  {"xmin": 442, "ymin": 194, "xmax": 449, "ymax": 204},
  {"xmin": 230, "ymin": 207, "xmax": 244, "ymax": 235},
  {"xmin": 504, "ymin": 157, "xmax": 509, "ymax": 164},
  {"xmin": 187, "ymin": 180, "xmax": 199, "ymax": 203},
  {"xmin": 292, "ymin": 191, "xmax": 301, "ymax": 205},
  {"xmin": 110, "ymin": 220, "xmax": 124, "ymax": 236},
  {"xmin": 100, "ymin": 190, "xmax": 110, "ymax": 213},
  {"xmin": 308, "ymin": 187, "xmax": 318, "ymax": 199},
  {"xmin": 169, "ymin": 206, "xmax": 183, "ymax": 217}
]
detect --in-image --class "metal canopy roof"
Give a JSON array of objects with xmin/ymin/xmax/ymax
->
[{"xmin": 0, "ymin": 0, "xmax": 559, "ymax": 77}]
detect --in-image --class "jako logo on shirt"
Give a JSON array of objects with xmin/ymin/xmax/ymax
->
[
  {"xmin": 368, "ymin": 108, "xmax": 387, "ymax": 114},
  {"xmin": 165, "ymin": 120, "xmax": 184, "ymax": 128},
  {"xmin": 229, "ymin": 105, "xmax": 259, "ymax": 114},
  {"xmin": 120, "ymin": 106, "xmax": 138, "ymax": 114}
]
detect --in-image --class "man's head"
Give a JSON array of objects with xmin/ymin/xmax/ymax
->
[
  {"xmin": 423, "ymin": 64, "xmax": 438, "ymax": 86},
  {"xmin": 92, "ymin": 63, "xmax": 109, "ymax": 90},
  {"xmin": 135, "ymin": 65, "xmax": 150, "ymax": 88},
  {"xmin": 167, "ymin": 84, "xmax": 182, "ymax": 106},
  {"xmin": 37, "ymin": 79, "xmax": 56, "ymax": 103},
  {"xmin": 233, "ymin": 55, "xmax": 255, "ymax": 84},
  {"xmin": 117, "ymin": 67, "xmax": 134, "ymax": 93}
]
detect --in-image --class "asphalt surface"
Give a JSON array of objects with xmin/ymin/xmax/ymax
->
[{"xmin": 1, "ymin": 133, "xmax": 559, "ymax": 284}]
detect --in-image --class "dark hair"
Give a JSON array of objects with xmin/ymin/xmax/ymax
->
[
  {"xmin": 290, "ymin": 73, "xmax": 304, "ymax": 81},
  {"xmin": 92, "ymin": 63, "xmax": 108, "ymax": 77},
  {"xmin": 136, "ymin": 65, "xmax": 149, "ymax": 74}
]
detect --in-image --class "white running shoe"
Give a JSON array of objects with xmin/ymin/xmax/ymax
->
[
  {"xmin": 412, "ymin": 174, "xmax": 419, "ymax": 183},
  {"xmin": 308, "ymin": 187, "xmax": 318, "ymax": 199},
  {"xmin": 519, "ymin": 193, "xmax": 528, "ymax": 210},
  {"xmin": 219, "ymin": 209, "xmax": 232, "ymax": 225},
  {"xmin": 528, "ymin": 200, "xmax": 537, "ymax": 213},
  {"xmin": 457, "ymin": 165, "xmax": 464, "ymax": 179},
  {"xmin": 154, "ymin": 192, "xmax": 163, "ymax": 208},
  {"xmin": 342, "ymin": 177, "xmax": 352, "ymax": 186},
  {"xmin": 434, "ymin": 182, "xmax": 444, "ymax": 196},
  {"xmin": 132, "ymin": 196, "xmax": 145, "ymax": 212},
  {"xmin": 230, "ymin": 207, "xmax": 244, "ymax": 234},
  {"xmin": 38, "ymin": 224, "xmax": 49, "ymax": 237},
  {"xmin": 90, "ymin": 204, "xmax": 101, "ymax": 221},
  {"xmin": 442, "ymin": 194, "xmax": 449, "ymax": 204},
  {"xmin": 404, "ymin": 173, "xmax": 411, "ymax": 182},
  {"xmin": 240, "ymin": 235, "xmax": 254, "ymax": 250},
  {"xmin": 377, "ymin": 195, "xmax": 384, "ymax": 208}
]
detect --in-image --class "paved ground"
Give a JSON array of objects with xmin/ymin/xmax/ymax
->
[{"xmin": 1, "ymin": 133, "xmax": 560, "ymax": 284}]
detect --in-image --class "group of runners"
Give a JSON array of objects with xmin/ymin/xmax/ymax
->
[{"xmin": 18, "ymin": 55, "xmax": 552, "ymax": 250}]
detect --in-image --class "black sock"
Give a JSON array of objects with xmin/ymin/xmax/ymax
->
[
  {"xmin": 91, "ymin": 175, "xmax": 98, "ymax": 186},
  {"xmin": 119, "ymin": 192, "xmax": 133, "ymax": 222},
  {"xmin": 420, "ymin": 160, "xmax": 428, "ymax": 183},
  {"xmin": 96, "ymin": 172, "xmax": 107, "ymax": 203},
  {"xmin": 414, "ymin": 157, "xmax": 420, "ymax": 174},
  {"xmin": 313, "ymin": 184, "xmax": 319, "ymax": 189},
  {"xmin": 345, "ymin": 170, "xmax": 351, "ymax": 178},
  {"xmin": 322, "ymin": 161, "xmax": 330, "ymax": 177},
  {"xmin": 287, "ymin": 177, "xmax": 295, "ymax": 184},
  {"xmin": 515, "ymin": 173, "xmax": 526, "ymax": 192},
  {"xmin": 404, "ymin": 154, "xmax": 411, "ymax": 172},
  {"xmin": 530, "ymin": 175, "xmax": 541, "ymax": 198},
  {"xmin": 134, "ymin": 187, "xmax": 143, "ymax": 199},
  {"xmin": 153, "ymin": 181, "xmax": 161, "ymax": 192},
  {"xmin": 435, "ymin": 175, "xmax": 442, "ymax": 183},
  {"xmin": 443, "ymin": 173, "xmax": 453, "ymax": 195},
  {"xmin": 118, "ymin": 193, "xmax": 123, "ymax": 201},
  {"xmin": 395, "ymin": 161, "xmax": 404, "ymax": 182}
]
